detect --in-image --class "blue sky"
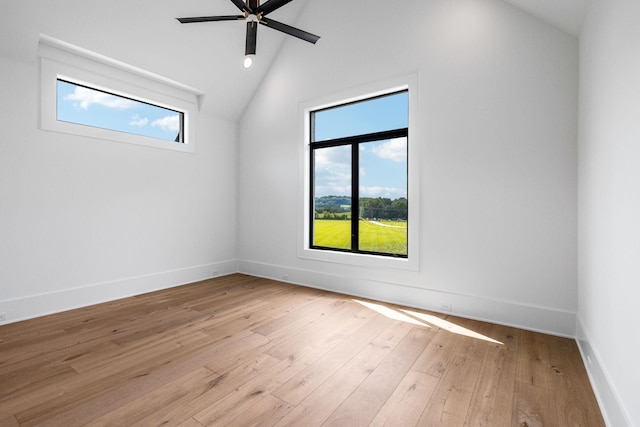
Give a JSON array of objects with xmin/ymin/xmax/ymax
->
[
  {"xmin": 313, "ymin": 91, "xmax": 408, "ymax": 199},
  {"xmin": 56, "ymin": 80, "xmax": 182, "ymax": 142}
]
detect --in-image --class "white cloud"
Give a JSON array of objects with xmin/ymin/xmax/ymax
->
[
  {"xmin": 315, "ymin": 162, "xmax": 351, "ymax": 195},
  {"xmin": 315, "ymin": 184, "xmax": 351, "ymax": 197},
  {"xmin": 312, "ymin": 143, "xmax": 407, "ymax": 197},
  {"xmin": 129, "ymin": 114, "xmax": 148, "ymax": 127},
  {"xmin": 64, "ymin": 86, "xmax": 137, "ymax": 110},
  {"xmin": 314, "ymin": 148, "xmax": 351, "ymax": 182},
  {"xmin": 372, "ymin": 137, "xmax": 407, "ymax": 162},
  {"xmin": 360, "ymin": 186, "xmax": 407, "ymax": 199},
  {"xmin": 313, "ymin": 146, "xmax": 352, "ymax": 197},
  {"xmin": 151, "ymin": 115, "xmax": 180, "ymax": 132},
  {"xmin": 314, "ymin": 146, "xmax": 350, "ymax": 168}
]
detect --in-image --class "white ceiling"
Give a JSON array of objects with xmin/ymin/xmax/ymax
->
[
  {"xmin": 502, "ymin": 0, "xmax": 590, "ymax": 36},
  {"xmin": 2, "ymin": 0, "xmax": 311, "ymax": 121},
  {"xmin": 1, "ymin": 0, "xmax": 589, "ymax": 121}
]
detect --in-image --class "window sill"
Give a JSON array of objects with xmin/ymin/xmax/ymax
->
[{"xmin": 298, "ymin": 247, "xmax": 418, "ymax": 271}]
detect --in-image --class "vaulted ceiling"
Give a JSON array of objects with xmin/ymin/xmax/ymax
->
[
  {"xmin": 502, "ymin": 0, "xmax": 589, "ymax": 36},
  {"xmin": 1, "ymin": 0, "xmax": 588, "ymax": 121}
]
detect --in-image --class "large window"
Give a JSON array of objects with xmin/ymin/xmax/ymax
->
[{"xmin": 310, "ymin": 90, "xmax": 409, "ymax": 257}]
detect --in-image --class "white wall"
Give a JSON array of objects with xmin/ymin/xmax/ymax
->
[
  {"xmin": 0, "ymin": 51, "xmax": 238, "ymax": 323},
  {"xmin": 238, "ymin": 0, "xmax": 579, "ymax": 336},
  {"xmin": 578, "ymin": 0, "xmax": 640, "ymax": 425}
]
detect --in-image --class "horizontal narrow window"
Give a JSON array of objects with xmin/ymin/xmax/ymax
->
[
  {"xmin": 39, "ymin": 35, "xmax": 201, "ymax": 153},
  {"xmin": 57, "ymin": 79, "xmax": 185, "ymax": 143}
]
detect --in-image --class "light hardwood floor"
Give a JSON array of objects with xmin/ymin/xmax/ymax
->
[{"xmin": 0, "ymin": 274, "xmax": 604, "ymax": 426}]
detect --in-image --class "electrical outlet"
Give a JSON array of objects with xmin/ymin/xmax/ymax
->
[
  {"xmin": 586, "ymin": 355, "xmax": 593, "ymax": 366},
  {"xmin": 440, "ymin": 304, "xmax": 452, "ymax": 312},
  {"xmin": 282, "ymin": 274, "xmax": 289, "ymax": 281},
  {"xmin": 0, "ymin": 312, "xmax": 7, "ymax": 322}
]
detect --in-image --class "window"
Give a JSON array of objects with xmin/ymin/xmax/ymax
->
[
  {"xmin": 298, "ymin": 74, "xmax": 420, "ymax": 271},
  {"xmin": 310, "ymin": 90, "xmax": 409, "ymax": 258},
  {"xmin": 39, "ymin": 34, "xmax": 201, "ymax": 153},
  {"xmin": 56, "ymin": 79, "xmax": 185, "ymax": 143}
]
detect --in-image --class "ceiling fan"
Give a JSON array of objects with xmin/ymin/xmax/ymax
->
[{"xmin": 177, "ymin": 0, "xmax": 320, "ymax": 66}]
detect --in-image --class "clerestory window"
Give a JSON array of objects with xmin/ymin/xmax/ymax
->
[
  {"xmin": 56, "ymin": 79, "xmax": 185, "ymax": 143},
  {"xmin": 39, "ymin": 34, "xmax": 200, "ymax": 153}
]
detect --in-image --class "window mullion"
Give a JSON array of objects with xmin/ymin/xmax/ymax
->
[
  {"xmin": 309, "ymin": 145, "xmax": 316, "ymax": 248},
  {"xmin": 311, "ymin": 128, "xmax": 407, "ymax": 149},
  {"xmin": 351, "ymin": 142, "xmax": 359, "ymax": 252}
]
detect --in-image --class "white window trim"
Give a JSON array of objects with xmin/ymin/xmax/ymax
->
[
  {"xmin": 39, "ymin": 34, "xmax": 202, "ymax": 153},
  {"xmin": 298, "ymin": 74, "xmax": 420, "ymax": 271}
]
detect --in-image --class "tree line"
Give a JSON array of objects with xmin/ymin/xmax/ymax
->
[{"xmin": 315, "ymin": 196, "xmax": 408, "ymax": 220}]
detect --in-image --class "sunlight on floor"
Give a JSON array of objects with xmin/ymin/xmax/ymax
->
[
  {"xmin": 353, "ymin": 299, "xmax": 503, "ymax": 345},
  {"xmin": 401, "ymin": 309, "xmax": 503, "ymax": 344},
  {"xmin": 353, "ymin": 300, "xmax": 430, "ymax": 327}
]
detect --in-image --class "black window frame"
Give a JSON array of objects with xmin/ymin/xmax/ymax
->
[{"xmin": 309, "ymin": 90, "xmax": 409, "ymax": 258}]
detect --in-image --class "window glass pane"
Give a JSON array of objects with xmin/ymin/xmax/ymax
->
[
  {"xmin": 312, "ymin": 91, "xmax": 408, "ymax": 142},
  {"xmin": 56, "ymin": 79, "xmax": 184, "ymax": 143},
  {"xmin": 358, "ymin": 138, "xmax": 407, "ymax": 255},
  {"xmin": 313, "ymin": 145, "xmax": 351, "ymax": 250}
]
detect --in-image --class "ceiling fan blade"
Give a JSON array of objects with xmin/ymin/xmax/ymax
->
[
  {"xmin": 177, "ymin": 15, "xmax": 245, "ymax": 23},
  {"xmin": 245, "ymin": 21, "xmax": 258, "ymax": 55},
  {"xmin": 254, "ymin": 0, "xmax": 294, "ymax": 16},
  {"xmin": 260, "ymin": 17, "xmax": 320, "ymax": 44},
  {"xmin": 230, "ymin": 0, "xmax": 251, "ymax": 13}
]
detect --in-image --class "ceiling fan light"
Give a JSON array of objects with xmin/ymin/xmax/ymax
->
[{"xmin": 243, "ymin": 55, "xmax": 254, "ymax": 68}]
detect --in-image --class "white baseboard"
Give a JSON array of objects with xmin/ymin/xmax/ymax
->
[
  {"xmin": 576, "ymin": 317, "xmax": 632, "ymax": 427},
  {"xmin": 0, "ymin": 260, "xmax": 238, "ymax": 325},
  {"xmin": 238, "ymin": 260, "xmax": 577, "ymax": 337},
  {"xmin": 2, "ymin": 258, "xmax": 578, "ymax": 338}
]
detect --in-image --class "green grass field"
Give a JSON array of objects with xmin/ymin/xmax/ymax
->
[{"xmin": 313, "ymin": 219, "xmax": 407, "ymax": 255}]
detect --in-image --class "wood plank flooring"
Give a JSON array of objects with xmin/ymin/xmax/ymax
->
[{"xmin": 0, "ymin": 274, "xmax": 604, "ymax": 426}]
